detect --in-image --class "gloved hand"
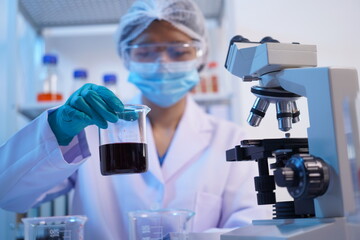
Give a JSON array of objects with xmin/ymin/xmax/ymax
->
[
  {"xmin": 48, "ymin": 83, "xmax": 124, "ymax": 146},
  {"xmin": 118, "ymin": 108, "xmax": 139, "ymax": 121}
]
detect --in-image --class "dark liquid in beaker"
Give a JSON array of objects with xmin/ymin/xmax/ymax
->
[{"xmin": 99, "ymin": 143, "xmax": 148, "ymax": 175}]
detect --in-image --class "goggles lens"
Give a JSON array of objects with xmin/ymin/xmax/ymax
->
[{"xmin": 124, "ymin": 41, "xmax": 202, "ymax": 62}]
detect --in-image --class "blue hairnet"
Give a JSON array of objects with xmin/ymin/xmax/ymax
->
[{"xmin": 115, "ymin": 0, "xmax": 208, "ymax": 67}]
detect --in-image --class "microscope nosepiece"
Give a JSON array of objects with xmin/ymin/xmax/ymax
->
[
  {"xmin": 247, "ymin": 97, "xmax": 270, "ymax": 127},
  {"xmin": 247, "ymin": 86, "xmax": 301, "ymax": 130}
]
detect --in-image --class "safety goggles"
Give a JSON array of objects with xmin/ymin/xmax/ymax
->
[{"xmin": 124, "ymin": 41, "xmax": 203, "ymax": 63}]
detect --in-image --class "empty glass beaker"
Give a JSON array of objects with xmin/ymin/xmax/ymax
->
[
  {"xmin": 129, "ymin": 209, "xmax": 195, "ymax": 240},
  {"xmin": 22, "ymin": 215, "xmax": 87, "ymax": 240},
  {"xmin": 99, "ymin": 104, "xmax": 151, "ymax": 175}
]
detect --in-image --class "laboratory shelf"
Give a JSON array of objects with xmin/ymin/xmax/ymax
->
[
  {"xmin": 18, "ymin": 0, "xmax": 224, "ymax": 30},
  {"xmin": 17, "ymin": 94, "xmax": 231, "ymax": 120},
  {"xmin": 18, "ymin": 102, "xmax": 62, "ymax": 120},
  {"xmin": 192, "ymin": 93, "xmax": 232, "ymax": 106}
]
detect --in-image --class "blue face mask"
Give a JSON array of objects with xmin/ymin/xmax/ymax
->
[{"xmin": 128, "ymin": 60, "xmax": 200, "ymax": 108}]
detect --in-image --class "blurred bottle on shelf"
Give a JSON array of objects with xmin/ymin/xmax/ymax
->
[
  {"xmin": 191, "ymin": 61, "xmax": 219, "ymax": 94},
  {"xmin": 37, "ymin": 54, "xmax": 63, "ymax": 102},
  {"xmin": 200, "ymin": 75, "xmax": 207, "ymax": 93},
  {"xmin": 208, "ymin": 61, "xmax": 219, "ymax": 93},
  {"xmin": 72, "ymin": 69, "xmax": 88, "ymax": 93},
  {"xmin": 103, "ymin": 73, "xmax": 118, "ymax": 95}
]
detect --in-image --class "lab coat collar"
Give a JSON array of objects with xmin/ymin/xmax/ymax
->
[
  {"xmin": 126, "ymin": 95, "xmax": 164, "ymax": 184},
  {"xmin": 144, "ymin": 119, "xmax": 164, "ymax": 183},
  {"xmin": 128, "ymin": 94, "xmax": 213, "ymax": 184},
  {"xmin": 161, "ymin": 95, "xmax": 213, "ymax": 182}
]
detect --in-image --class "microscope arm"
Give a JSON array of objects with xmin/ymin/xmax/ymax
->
[{"xmin": 277, "ymin": 67, "xmax": 360, "ymax": 218}]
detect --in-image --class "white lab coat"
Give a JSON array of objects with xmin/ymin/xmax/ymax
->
[{"xmin": 0, "ymin": 95, "xmax": 269, "ymax": 240}]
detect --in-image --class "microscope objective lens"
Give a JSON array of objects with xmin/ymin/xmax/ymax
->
[{"xmin": 247, "ymin": 97, "xmax": 270, "ymax": 127}]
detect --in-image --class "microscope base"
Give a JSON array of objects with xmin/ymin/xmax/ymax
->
[{"xmin": 221, "ymin": 217, "xmax": 360, "ymax": 240}]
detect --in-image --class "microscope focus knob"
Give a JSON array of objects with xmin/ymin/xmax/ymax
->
[
  {"xmin": 274, "ymin": 167, "xmax": 295, "ymax": 187},
  {"xmin": 274, "ymin": 154, "xmax": 330, "ymax": 199}
]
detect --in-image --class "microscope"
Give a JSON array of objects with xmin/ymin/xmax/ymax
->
[{"xmin": 221, "ymin": 36, "xmax": 360, "ymax": 239}]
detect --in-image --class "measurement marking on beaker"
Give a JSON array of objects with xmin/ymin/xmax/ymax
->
[
  {"xmin": 62, "ymin": 229, "xmax": 72, "ymax": 239},
  {"xmin": 141, "ymin": 225, "xmax": 151, "ymax": 233},
  {"xmin": 150, "ymin": 225, "xmax": 163, "ymax": 239},
  {"xmin": 49, "ymin": 228, "xmax": 61, "ymax": 237}
]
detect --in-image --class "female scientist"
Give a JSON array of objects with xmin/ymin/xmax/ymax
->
[{"xmin": 0, "ymin": 0, "xmax": 268, "ymax": 239}]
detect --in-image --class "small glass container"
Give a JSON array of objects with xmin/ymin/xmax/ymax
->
[
  {"xmin": 22, "ymin": 215, "xmax": 87, "ymax": 240},
  {"xmin": 129, "ymin": 209, "xmax": 195, "ymax": 240},
  {"xmin": 37, "ymin": 54, "xmax": 63, "ymax": 102},
  {"xmin": 99, "ymin": 104, "xmax": 151, "ymax": 175}
]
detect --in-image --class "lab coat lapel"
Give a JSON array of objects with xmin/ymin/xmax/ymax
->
[
  {"xmin": 127, "ymin": 95, "xmax": 164, "ymax": 184},
  {"xmin": 143, "ymin": 119, "xmax": 164, "ymax": 184},
  {"xmin": 162, "ymin": 96, "xmax": 213, "ymax": 182}
]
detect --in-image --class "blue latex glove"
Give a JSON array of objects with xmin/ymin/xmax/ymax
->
[
  {"xmin": 48, "ymin": 83, "xmax": 124, "ymax": 146},
  {"xmin": 118, "ymin": 109, "xmax": 139, "ymax": 121}
]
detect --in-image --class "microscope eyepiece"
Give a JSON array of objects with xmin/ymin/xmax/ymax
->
[{"xmin": 260, "ymin": 36, "xmax": 280, "ymax": 44}]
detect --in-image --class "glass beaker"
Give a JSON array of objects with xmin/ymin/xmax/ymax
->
[
  {"xmin": 129, "ymin": 209, "xmax": 195, "ymax": 240},
  {"xmin": 22, "ymin": 215, "xmax": 87, "ymax": 240},
  {"xmin": 99, "ymin": 104, "xmax": 151, "ymax": 175}
]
